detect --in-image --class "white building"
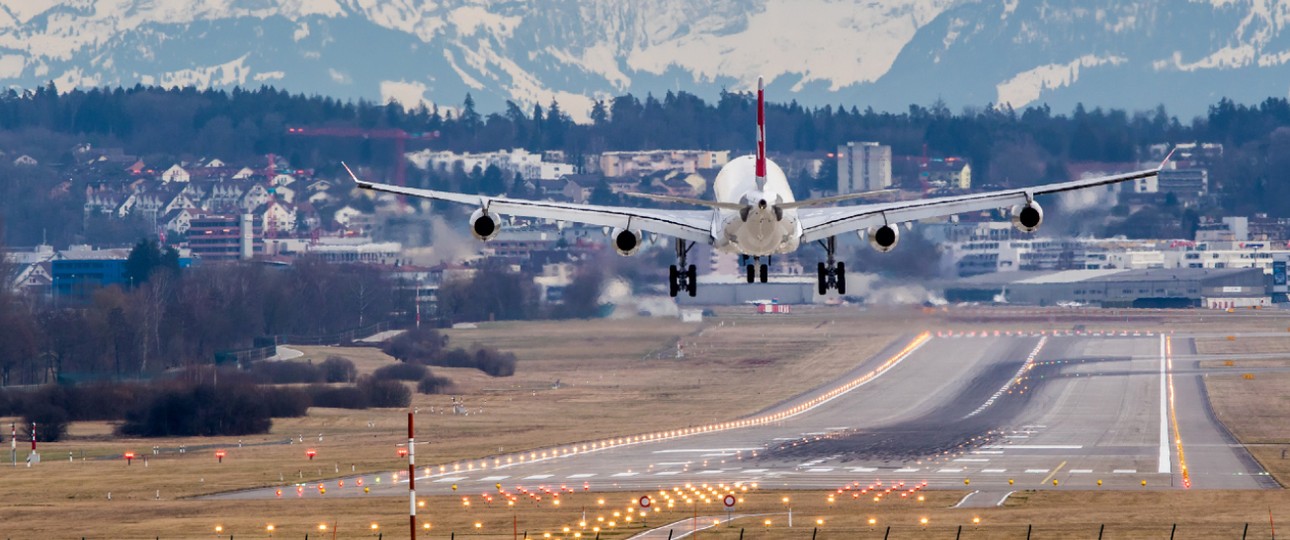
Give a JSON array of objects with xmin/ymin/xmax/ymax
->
[
  {"xmin": 161, "ymin": 164, "xmax": 191, "ymax": 183},
  {"xmin": 837, "ymin": 142, "xmax": 891, "ymax": 194},
  {"xmin": 597, "ymin": 150, "xmax": 730, "ymax": 177}
]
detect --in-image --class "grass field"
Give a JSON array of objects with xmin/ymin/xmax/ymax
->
[
  {"xmin": 1205, "ymin": 371, "xmax": 1290, "ymax": 487},
  {"xmin": 4, "ymin": 306, "xmax": 1290, "ymax": 537}
]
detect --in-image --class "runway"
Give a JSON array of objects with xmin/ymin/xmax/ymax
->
[{"xmin": 210, "ymin": 331, "xmax": 1275, "ymax": 502}]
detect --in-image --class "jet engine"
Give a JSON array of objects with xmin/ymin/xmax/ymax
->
[
  {"xmin": 868, "ymin": 224, "xmax": 900, "ymax": 253},
  {"xmin": 610, "ymin": 228, "xmax": 643, "ymax": 256},
  {"xmin": 1010, "ymin": 201, "xmax": 1044, "ymax": 233},
  {"xmin": 469, "ymin": 208, "xmax": 502, "ymax": 241}
]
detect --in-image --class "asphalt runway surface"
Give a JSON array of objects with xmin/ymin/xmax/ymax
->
[{"xmin": 209, "ymin": 330, "xmax": 1276, "ymax": 504}]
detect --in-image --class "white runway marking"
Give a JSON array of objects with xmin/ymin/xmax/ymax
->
[
  {"xmin": 433, "ymin": 477, "xmax": 467, "ymax": 483},
  {"xmin": 655, "ymin": 471, "xmax": 681, "ymax": 476},
  {"xmin": 954, "ymin": 458, "xmax": 989, "ymax": 463},
  {"xmin": 1113, "ymin": 469, "xmax": 1138, "ymax": 474},
  {"xmin": 611, "ymin": 472, "xmax": 639, "ymax": 477},
  {"xmin": 653, "ymin": 448, "xmax": 760, "ymax": 454},
  {"xmin": 982, "ymin": 469, "xmax": 1007, "ymax": 473},
  {"xmin": 894, "ymin": 468, "xmax": 920, "ymax": 473},
  {"xmin": 523, "ymin": 474, "xmax": 553, "ymax": 480},
  {"xmin": 1069, "ymin": 469, "xmax": 1093, "ymax": 474},
  {"xmin": 655, "ymin": 462, "xmax": 692, "ymax": 466},
  {"xmin": 479, "ymin": 475, "xmax": 509, "ymax": 481},
  {"xmin": 972, "ymin": 451, "xmax": 1004, "ymax": 455},
  {"xmin": 806, "ymin": 468, "xmax": 834, "ymax": 472},
  {"xmin": 938, "ymin": 468, "xmax": 964, "ymax": 473},
  {"xmin": 697, "ymin": 470, "xmax": 723, "ymax": 475},
  {"xmin": 743, "ymin": 469, "xmax": 768, "ymax": 473},
  {"xmin": 1158, "ymin": 334, "xmax": 1172, "ymax": 474},
  {"xmin": 983, "ymin": 444, "xmax": 1083, "ymax": 450},
  {"xmin": 849, "ymin": 467, "xmax": 877, "ymax": 473},
  {"xmin": 1024, "ymin": 469, "xmax": 1049, "ymax": 474}
]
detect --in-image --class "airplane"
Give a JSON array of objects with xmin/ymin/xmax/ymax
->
[{"xmin": 345, "ymin": 78, "xmax": 1172, "ymax": 298}]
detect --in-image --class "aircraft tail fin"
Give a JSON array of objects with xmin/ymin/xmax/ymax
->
[{"xmin": 755, "ymin": 76, "xmax": 767, "ymax": 190}]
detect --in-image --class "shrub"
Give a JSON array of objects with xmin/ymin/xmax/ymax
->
[
  {"xmin": 359, "ymin": 377, "xmax": 411, "ymax": 408},
  {"xmin": 307, "ymin": 385, "xmax": 368, "ymax": 409},
  {"xmin": 474, "ymin": 349, "xmax": 517, "ymax": 377},
  {"xmin": 251, "ymin": 361, "xmax": 323, "ymax": 384},
  {"xmin": 372, "ymin": 362, "xmax": 427, "ymax": 382},
  {"xmin": 262, "ymin": 386, "xmax": 311, "ymax": 418},
  {"xmin": 381, "ymin": 327, "xmax": 446, "ymax": 363},
  {"xmin": 416, "ymin": 373, "xmax": 454, "ymax": 395},
  {"xmin": 23, "ymin": 402, "xmax": 69, "ymax": 442},
  {"xmin": 119, "ymin": 380, "xmax": 271, "ymax": 437},
  {"xmin": 319, "ymin": 356, "xmax": 357, "ymax": 383}
]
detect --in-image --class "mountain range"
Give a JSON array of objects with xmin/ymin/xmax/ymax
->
[{"xmin": 0, "ymin": 0, "xmax": 1287, "ymax": 121}]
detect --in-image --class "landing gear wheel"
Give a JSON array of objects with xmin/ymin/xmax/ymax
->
[
  {"xmin": 746, "ymin": 264, "xmax": 755, "ymax": 284},
  {"xmin": 817, "ymin": 262, "xmax": 828, "ymax": 296},
  {"xmin": 836, "ymin": 262, "xmax": 846, "ymax": 295},
  {"xmin": 668, "ymin": 265, "xmax": 680, "ymax": 298},
  {"xmin": 686, "ymin": 264, "xmax": 698, "ymax": 297},
  {"xmin": 759, "ymin": 264, "xmax": 769, "ymax": 283}
]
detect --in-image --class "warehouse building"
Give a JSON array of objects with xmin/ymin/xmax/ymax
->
[{"xmin": 942, "ymin": 267, "xmax": 1267, "ymax": 308}]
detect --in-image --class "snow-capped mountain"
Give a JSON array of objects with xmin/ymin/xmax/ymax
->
[{"xmin": 0, "ymin": 0, "xmax": 1287, "ymax": 121}]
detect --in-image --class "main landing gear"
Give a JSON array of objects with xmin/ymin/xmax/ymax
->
[
  {"xmin": 816, "ymin": 236, "xmax": 846, "ymax": 295},
  {"xmin": 669, "ymin": 239, "xmax": 697, "ymax": 298},
  {"xmin": 741, "ymin": 255, "xmax": 769, "ymax": 284}
]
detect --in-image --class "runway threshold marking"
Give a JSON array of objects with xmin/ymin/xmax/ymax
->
[{"xmin": 1039, "ymin": 461, "xmax": 1067, "ymax": 484}]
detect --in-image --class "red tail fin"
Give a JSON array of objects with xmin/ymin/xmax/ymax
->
[{"xmin": 756, "ymin": 76, "xmax": 766, "ymax": 183}]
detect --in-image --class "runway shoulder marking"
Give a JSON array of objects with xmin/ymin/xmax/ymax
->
[
  {"xmin": 611, "ymin": 472, "xmax": 639, "ymax": 477},
  {"xmin": 433, "ymin": 476, "xmax": 467, "ymax": 483},
  {"xmin": 566, "ymin": 474, "xmax": 596, "ymax": 479},
  {"xmin": 479, "ymin": 475, "xmax": 510, "ymax": 481}
]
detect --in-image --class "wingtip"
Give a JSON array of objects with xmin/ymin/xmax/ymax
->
[
  {"xmin": 1158, "ymin": 147, "xmax": 1178, "ymax": 170},
  {"xmin": 341, "ymin": 161, "xmax": 373, "ymax": 189}
]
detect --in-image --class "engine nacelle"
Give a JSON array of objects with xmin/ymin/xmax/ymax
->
[
  {"xmin": 868, "ymin": 224, "xmax": 900, "ymax": 253},
  {"xmin": 469, "ymin": 208, "xmax": 502, "ymax": 241},
  {"xmin": 1010, "ymin": 201, "xmax": 1044, "ymax": 233},
  {"xmin": 610, "ymin": 228, "xmax": 643, "ymax": 256}
]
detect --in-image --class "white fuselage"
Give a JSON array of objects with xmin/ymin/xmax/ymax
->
[{"xmin": 710, "ymin": 155, "xmax": 802, "ymax": 256}]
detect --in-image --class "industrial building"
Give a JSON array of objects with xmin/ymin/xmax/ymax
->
[{"xmin": 942, "ymin": 267, "xmax": 1267, "ymax": 308}]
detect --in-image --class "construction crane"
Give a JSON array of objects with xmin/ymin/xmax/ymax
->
[{"xmin": 285, "ymin": 127, "xmax": 439, "ymax": 186}]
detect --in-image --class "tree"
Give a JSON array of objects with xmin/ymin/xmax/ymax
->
[{"xmin": 320, "ymin": 356, "xmax": 357, "ymax": 383}]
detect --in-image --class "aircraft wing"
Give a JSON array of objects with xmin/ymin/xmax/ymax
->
[
  {"xmin": 797, "ymin": 164, "xmax": 1164, "ymax": 244},
  {"xmin": 344, "ymin": 164, "xmax": 714, "ymax": 244}
]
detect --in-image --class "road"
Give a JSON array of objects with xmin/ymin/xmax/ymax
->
[{"xmin": 209, "ymin": 330, "xmax": 1275, "ymax": 503}]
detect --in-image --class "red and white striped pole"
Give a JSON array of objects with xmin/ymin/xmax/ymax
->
[
  {"xmin": 30, "ymin": 422, "xmax": 36, "ymax": 451},
  {"xmin": 409, "ymin": 411, "xmax": 417, "ymax": 540}
]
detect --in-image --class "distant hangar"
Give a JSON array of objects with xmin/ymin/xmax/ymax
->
[{"xmin": 942, "ymin": 267, "xmax": 1268, "ymax": 309}]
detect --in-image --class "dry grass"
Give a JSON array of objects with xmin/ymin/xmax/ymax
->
[
  {"xmin": 1205, "ymin": 372, "xmax": 1290, "ymax": 486},
  {"xmin": 1195, "ymin": 335, "xmax": 1290, "ymax": 355},
  {"xmin": 3, "ymin": 488, "xmax": 1289, "ymax": 539}
]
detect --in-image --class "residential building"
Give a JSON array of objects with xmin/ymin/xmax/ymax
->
[
  {"xmin": 187, "ymin": 213, "xmax": 262, "ymax": 261},
  {"xmin": 920, "ymin": 158, "xmax": 971, "ymax": 190},
  {"xmin": 598, "ymin": 150, "xmax": 730, "ymax": 177},
  {"xmin": 837, "ymin": 142, "xmax": 891, "ymax": 194}
]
